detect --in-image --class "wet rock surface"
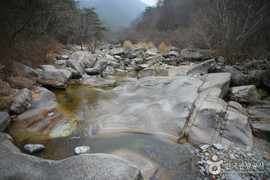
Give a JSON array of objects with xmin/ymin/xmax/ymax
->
[
  {"xmin": 0, "ymin": 111, "xmax": 11, "ymax": 132},
  {"xmin": 0, "ymin": 133, "xmax": 143, "ymax": 180},
  {"xmin": 24, "ymin": 144, "xmax": 45, "ymax": 154}
]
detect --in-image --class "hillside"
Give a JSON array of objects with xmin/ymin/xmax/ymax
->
[{"xmin": 82, "ymin": 0, "xmax": 148, "ymax": 30}]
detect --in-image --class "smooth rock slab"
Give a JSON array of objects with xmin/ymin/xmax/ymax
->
[
  {"xmin": 96, "ymin": 76, "xmax": 203, "ymax": 141},
  {"xmin": 0, "ymin": 133, "xmax": 143, "ymax": 180},
  {"xmin": 24, "ymin": 144, "xmax": 45, "ymax": 154}
]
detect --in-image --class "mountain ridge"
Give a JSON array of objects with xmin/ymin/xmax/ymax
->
[{"xmin": 81, "ymin": 0, "xmax": 148, "ymax": 30}]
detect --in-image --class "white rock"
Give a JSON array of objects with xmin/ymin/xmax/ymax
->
[
  {"xmin": 24, "ymin": 144, "xmax": 45, "ymax": 154},
  {"xmin": 200, "ymin": 144, "xmax": 210, "ymax": 151},
  {"xmin": 74, "ymin": 146, "xmax": 90, "ymax": 155},
  {"xmin": 48, "ymin": 112, "xmax": 54, "ymax": 117},
  {"xmin": 212, "ymin": 144, "xmax": 223, "ymax": 151}
]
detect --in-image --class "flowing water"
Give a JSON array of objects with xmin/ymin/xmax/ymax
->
[{"xmin": 9, "ymin": 76, "xmax": 198, "ymax": 180}]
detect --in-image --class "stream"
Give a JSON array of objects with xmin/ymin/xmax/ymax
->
[{"xmin": 9, "ymin": 75, "xmax": 198, "ymax": 180}]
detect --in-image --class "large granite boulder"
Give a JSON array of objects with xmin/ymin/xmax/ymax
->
[
  {"xmin": 110, "ymin": 48, "xmax": 125, "ymax": 56},
  {"xmin": 229, "ymin": 85, "xmax": 258, "ymax": 104},
  {"xmin": 13, "ymin": 87, "xmax": 70, "ymax": 136},
  {"xmin": 96, "ymin": 76, "xmax": 203, "ymax": 141},
  {"xmin": 0, "ymin": 111, "xmax": 10, "ymax": 132},
  {"xmin": 70, "ymin": 51, "xmax": 97, "ymax": 68},
  {"xmin": 248, "ymin": 70, "xmax": 265, "ymax": 87},
  {"xmin": 67, "ymin": 60, "xmax": 85, "ymax": 78},
  {"xmin": 187, "ymin": 59, "xmax": 215, "ymax": 76},
  {"xmin": 94, "ymin": 74, "xmax": 253, "ymax": 146},
  {"xmin": 37, "ymin": 65, "xmax": 70, "ymax": 88},
  {"xmin": 126, "ymin": 47, "xmax": 147, "ymax": 59},
  {"xmin": 9, "ymin": 88, "xmax": 32, "ymax": 114},
  {"xmin": 181, "ymin": 48, "xmax": 212, "ymax": 60},
  {"xmin": 85, "ymin": 58, "xmax": 108, "ymax": 75},
  {"xmin": 0, "ymin": 133, "xmax": 143, "ymax": 180}
]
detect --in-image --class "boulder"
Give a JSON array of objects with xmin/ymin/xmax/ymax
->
[
  {"xmin": 37, "ymin": 65, "xmax": 70, "ymax": 88},
  {"xmin": 110, "ymin": 48, "xmax": 125, "ymax": 56},
  {"xmin": 0, "ymin": 111, "xmax": 11, "ymax": 132},
  {"xmin": 126, "ymin": 47, "xmax": 147, "ymax": 59},
  {"xmin": 209, "ymin": 63, "xmax": 248, "ymax": 86},
  {"xmin": 61, "ymin": 55, "xmax": 69, "ymax": 60},
  {"xmin": 181, "ymin": 48, "xmax": 212, "ymax": 60},
  {"xmin": 85, "ymin": 68, "xmax": 100, "ymax": 75},
  {"xmin": 67, "ymin": 60, "xmax": 85, "ymax": 78},
  {"xmin": 82, "ymin": 77, "xmax": 116, "ymax": 87},
  {"xmin": 168, "ymin": 51, "xmax": 180, "ymax": 57},
  {"xmin": 229, "ymin": 85, "xmax": 258, "ymax": 103},
  {"xmin": 262, "ymin": 65, "xmax": 270, "ymax": 88},
  {"xmin": 54, "ymin": 60, "xmax": 67, "ymax": 66},
  {"xmin": 70, "ymin": 51, "xmax": 97, "ymax": 68},
  {"xmin": 248, "ymin": 100, "xmax": 270, "ymax": 140},
  {"xmin": 164, "ymin": 58, "xmax": 182, "ymax": 66},
  {"xmin": 145, "ymin": 49, "xmax": 159, "ymax": 57},
  {"xmin": 217, "ymin": 56, "xmax": 225, "ymax": 63},
  {"xmin": 138, "ymin": 68, "xmax": 168, "ymax": 79},
  {"xmin": 248, "ymin": 70, "xmax": 264, "ymax": 87},
  {"xmin": 135, "ymin": 64, "xmax": 149, "ymax": 71},
  {"xmin": 12, "ymin": 61, "xmax": 39, "ymax": 78},
  {"xmin": 9, "ymin": 88, "xmax": 32, "ymax": 114},
  {"xmin": 187, "ymin": 59, "xmax": 215, "ymax": 76},
  {"xmin": 96, "ymin": 76, "xmax": 203, "ymax": 141},
  {"xmin": 0, "ymin": 133, "xmax": 143, "ymax": 180},
  {"xmin": 14, "ymin": 87, "xmax": 69, "ymax": 135}
]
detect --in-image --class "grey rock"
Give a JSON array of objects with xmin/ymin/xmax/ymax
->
[
  {"xmin": 212, "ymin": 144, "xmax": 223, "ymax": 150},
  {"xmin": 85, "ymin": 67, "xmax": 100, "ymax": 75},
  {"xmin": 145, "ymin": 49, "xmax": 159, "ymax": 57},
  {"xmin": 9, "ymin": 88, "xmax": 32, "ymax": 114},
  {"xmin": 54, "ymin": 60, "xmax": 67, "ymax": 66},
  {"xmin": 61, "ymin": 55, "xmax": 69, "ymax": 60},
  {"xmin": 187, "ymin": 59, "xmax": 215, "ymax": 76},
  {"xmin": 200, "ymin": 144, "xmax": 210, "ymax": 151},
  {"xmin": 24, "ymin": 144, "xmax": 45, "ymax": 154},
  {"xmin": 67, "ymin": 60, "xmax": 85, "ymax": 78},
  {"xmin": 134, "ymin": 58, "xmax": 144, "ymax": 65},
  {"xmin": 181, "ymin": 48, "xmax": 212, "ymax": 60},
  {"xmin": 262, "ymin": 65, "xmax": 270, "ymax": 88},
  {"xmin": 230, "ymin": 154, "xmax": 236, "ymax": 160},
  {"xmin": 0, "ymin": 133, "xmax": 143, "ymax": 180},
  {"xmin": 82, "ymin": 76, "xmax": 116, "ymax": 87},
  {"xmin": 228, "ymin": 101, "xmax": 246, "ymax": 115},
  {"xmin": 170, "ymin": 47, "xmax": 179, "ymax": 52},
  {"xmin": 92, "ymin": 58, "xmax": 108, "ymax": 74},
  {"xmin": 229, "ymin": 85, "xmax": 258, "ymax": 103},
  {"xmin": 168, "ymin": 51, "xmax": 180, "ymax": 57},
  {"xmin": 96, "ymin": 76, "xmax": 203, "ymax": 141},
  {"xmin": 135, "ymin": 64, "xmax": 149, "ymax": 71},
  {"xmin": 127, "ymin": 47, "xmax": 147, "ymax": 59},
  {"xmin": 164, "ymin": 58, "xmax": 182, "ymax": 66},
  {"xmin": 226, "ymin": 170, "xmax": 243, "ymax": 180},
  {"xmin": 12, "ymin": 60, "xmax": 39, "ymax": 78},
  {"xmin": 110, "ymin": 48, "xmax": 125, "ymax": 56},
  {"xmin": 248, "ymin": 70, "xmax": 264, "ymax": 87},
  {"xmin": 74, "ymin": 146, "xmax": 90, "ymax": 155},
  {"xmin": 70, "ymin": 51, "xmax": 97, "ymax": 68},
  {"xmin": 103, "ymin": 66, "xmax": 116, "ymax": 76},
  {"xmin": 217, "ymin": 56, "xmax": 225, "ymax": 63},
  {"xmin": 109, "ymin": 61, "xmax": 120, "ymax": 68},
  {"xmin": 0, "ymin": 111, "xmax": 11, "ymax": 132},
  {"xmin": 37, "ymin": 65, "xmax": 70, "ymax": 88}
]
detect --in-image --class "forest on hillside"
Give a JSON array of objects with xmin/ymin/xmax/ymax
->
[
  {"xmin": 121, "ymin": 0, "xmax": 270, "ymax": 62},
  {"xmin": 0, "ymin": 0, "xmax": 106, "ymax": 76}
]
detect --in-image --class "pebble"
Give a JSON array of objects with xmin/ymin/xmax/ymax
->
[
  {"xmin": 230, "ymin": 154, "xmax": 236, "ymax": 160},
  {"xmin": 212, "ymin": 144, "xmax": 223, "ymax": 151},
  {"xmin": 24, "ymin": 144, "xmax": 45, "ymax": 154},
  {"xmin": 48, "ymin": 112, "xmax": 54, "ymax": 117},
  {"xmin": 200, "ymin": 144, "xmax": 209, "ymax": 151},
  {"xmin": 74, "ymin": 146, "xmax": 90, "ymax": 155}
]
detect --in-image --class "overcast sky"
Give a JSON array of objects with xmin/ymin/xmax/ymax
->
[{"xmin": 140, "ymin": 0, "xmax": 157, "ymax": 6}]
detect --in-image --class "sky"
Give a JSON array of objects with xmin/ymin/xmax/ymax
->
[{"xmin": 140, "ymin": 0, "xmax": 157, "ymax": 6}]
